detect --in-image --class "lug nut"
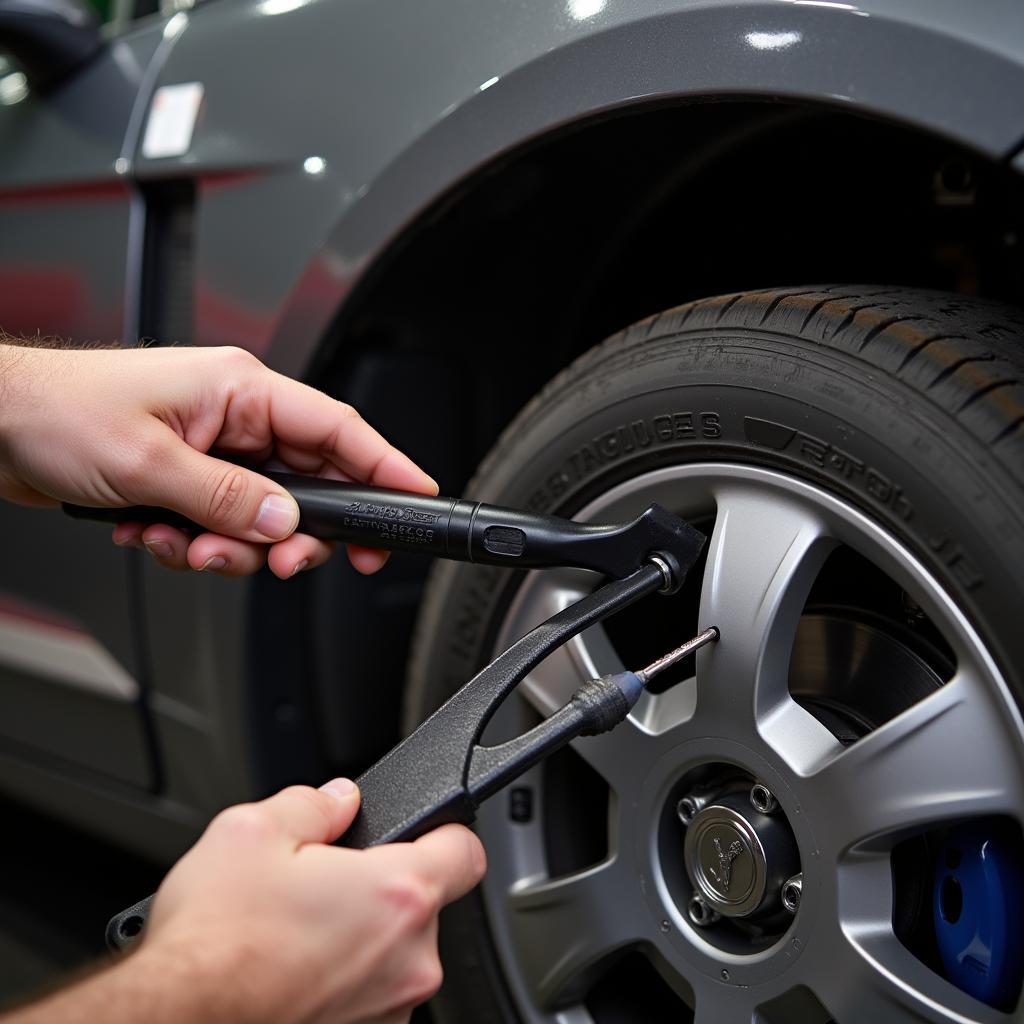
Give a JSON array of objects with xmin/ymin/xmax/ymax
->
[
  {"xmin": 687, "ymin": 893, "xmax": 721, "ymax": 928},
  {"xmin": 782, "ymin": 873, "xmax": 802, "ymax": 913},
  {"xmin": 750, "ymin": 783, "xmax": 778, "ymax": 814},
  {"xmin": 677, "ymin": 794, "xmax": 706, "ymax": 824},
  {"xmin": 677, "ymin": 787, "xmax": 719, "ymax": 824}
]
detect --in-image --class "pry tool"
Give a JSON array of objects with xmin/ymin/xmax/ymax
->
[{"xmin": 66, "ymin": 476, "xmax": 717, "ymax": 952}]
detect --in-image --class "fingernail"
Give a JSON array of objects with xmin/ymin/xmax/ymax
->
[
  {"xmin": 114, "ymin": 535, "xmax": 143, "ymax": 549},
  {"xmin": 199, "ymin": 556, "xmax": 227, "ymax": 573},
  {"xmin": 289, "ymin": 558, "xmax": 309, "ymax": 578},
  {"xmin": 319, "ymin": 778, "xmax": 356, "ymax": 800},
  {"xmin": 254, "ymin": 493, "xmax": 299, "ymax": 540},
  {"xmin": 144, "ymin": 539, "xmax": 173, "ymax": 559}
]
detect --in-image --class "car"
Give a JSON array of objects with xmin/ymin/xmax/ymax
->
[{"xmin": 1, "ymin": 0, "xmax": 1023, "ymax": 1019}]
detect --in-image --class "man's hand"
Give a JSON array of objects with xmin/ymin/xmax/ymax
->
[
  {"xmin": 4, "ymin": 783, "xmax": 486, "ymax": 1024},
  {"xmin": 147, "ymin": 781, "xmax": 485, "ymax": 1023},
  {"xmin": 0, "ymin": 344, "xmax": 436, "ymax": 578}
]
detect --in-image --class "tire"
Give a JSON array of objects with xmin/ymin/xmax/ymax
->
[{"xmin": 406, "ymin": 286, "xmax": 1024, "ymax": 1024}]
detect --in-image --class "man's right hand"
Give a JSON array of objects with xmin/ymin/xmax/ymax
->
[
  {"xmin": 3, "ymin": 782, "xmax": 486, "ymax": 1024},
  {"xmin": 141, "ymin": 780, "xmax": 486, "ymax": 1024}
]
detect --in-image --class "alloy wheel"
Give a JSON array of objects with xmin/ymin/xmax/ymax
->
[{"xmin": 475, "ymin": 462, "xmax": 1024, "ymax": 1023}]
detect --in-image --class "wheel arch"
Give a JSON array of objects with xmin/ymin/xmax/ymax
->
[{"xmin": 265, "ymin": 0, "xmax": 1024, "ymax": 380}]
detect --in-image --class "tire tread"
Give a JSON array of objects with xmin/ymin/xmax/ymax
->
[{"xmin": 497, "ymin": 286, "xmax": 1024, "ymax": 486}]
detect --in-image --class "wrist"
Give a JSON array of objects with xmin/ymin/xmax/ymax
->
[
  {"xmin": 131, "ymin": 928, "xmax": 321, "ymax": 1024},
  {"xmin": 125, "ymin": 938, "xmax": 253, "ymax": 1024}
]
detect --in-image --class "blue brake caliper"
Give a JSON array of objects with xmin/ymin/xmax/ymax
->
[{"xmin": 934, "ymin": 823, "xmax": 1024, "ymax": 1010}]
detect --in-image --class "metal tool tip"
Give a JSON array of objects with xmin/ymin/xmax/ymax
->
[{"xmin": 635, "ymin": 625, "xmax": 719, "ymax": 685}]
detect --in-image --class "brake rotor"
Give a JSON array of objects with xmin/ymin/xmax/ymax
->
[{"xmin": 789, "ymin": 611, "xmax": 947, "ymax": 741}]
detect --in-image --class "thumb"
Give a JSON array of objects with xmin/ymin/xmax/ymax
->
[
  {"xmin": 259, "ymin": 780, "xmax": 362, "ymax": 846},
  {"xmin": 140, "ymin": 436, "xmax": 299, "ymax": 542}
]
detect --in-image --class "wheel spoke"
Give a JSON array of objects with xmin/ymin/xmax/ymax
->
[
  {"xmin": 511, "ymin": 572, "xmax": 625, "ymax": 719},
  {"xmin": 559, "ymin": 680, "xmax": 701, "ymax": 796},
  {"xmin": 689, "ymin": 976, "xmax": 757, "ymax": 1024},
  {"xmin": 806, "ymin": 670, "xmax": 1022, "ymax": 854},
  {"xmin": 506, "ymin": 570, "xmax": 696, "ymax": 792},
  {"xmin": 696, "ymin": 484, "xmax": 834, "ymax": 750},
  {"xmin": 506, "ymin": 857, "xmax": 647, "ymax": 1009},
  {"xmin": 812, "ymin": 919, "xmax": 1008, "ymax": 1024}
]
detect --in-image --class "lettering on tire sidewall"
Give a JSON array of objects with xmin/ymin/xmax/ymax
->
[
  {"xmin": 439, "ymin": 397, "xmax": 986, "ymax": 684},
  {"xmin": 523, "ymin": 403, "xmax": 983, "ymax": 594}
]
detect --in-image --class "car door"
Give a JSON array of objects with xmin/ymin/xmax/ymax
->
[{"xmin": 0, "ymin": 1, "xmax": 166, "ymax": 808}]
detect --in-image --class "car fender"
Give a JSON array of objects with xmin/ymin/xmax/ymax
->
[{"xmin": 134, "ymin": 0, "xmax": 1024, "ymax": 374}]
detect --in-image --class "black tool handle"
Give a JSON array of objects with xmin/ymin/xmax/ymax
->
[
  {"xmin": 64, "ymin": 474, "xmax": 464, "ymax": 558},
  {"xmin": 65, "ymin": 472, "xmax": 699, "ymax": 581}
]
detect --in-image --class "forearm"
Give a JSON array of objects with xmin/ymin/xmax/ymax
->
[
  {"xmin": 0, "ymin": 945, "xmax": 244, "ymax": 1024},
  {"xmin": 0, "ymin": 344, "xmax": 68, "ymax": 505}
]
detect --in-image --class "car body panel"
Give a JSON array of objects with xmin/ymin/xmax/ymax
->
[
  {"xmin": 0, "ymin": 22, "xmax": 165, "ymax": 337},
  {"xmin": 0, "ymin": 508, "xmax": 150, "ymax": 786},
  {"xmin": 0, "ymin": 25, "xmax": 167, "ymax": 819}
]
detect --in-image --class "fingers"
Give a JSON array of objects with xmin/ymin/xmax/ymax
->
[
  {"xmin": 123, "ymin": 524, "xmax": 329, "ymax": 578},
  {"xmin": 112, "ymin": 522, "xmax": 145, "ymax": 549},
  {"xmin": 346, "ymin": 543, "xmax": 390, "ymax": 575},
  {"xmin": 134, "ymin": 525, "xmax": 265, "ymax": 575},
  {"xmin": 267, "ymin": 377, "xmax": 438, "ymax": 494},
  {"xmin": 116, "ymin": 360, "xmax": 443, "ymax": 576},
  {"xmin": 131, "ymin": 432, "xmax": 301, "ymax": 544},
  {"xmin": 265, "ymin": 535, "xmax": 335, "ymax": 579},
  {"xmin": 181, "ymin": 532, "xmax": 330, "ymax": 578},
  {"xmin": 258, "ymin": 780, "xmax": 361, "ymax": 846},
  {"xmin": 139, "ymin": 524, "xmax": 193, "ymax": 570},
  {"xmin": 183, "ymin": 534, "xmax": 269, "ymax": 576},
  {"xmin": 407, "ymin": 825, "xmax": 487, "ymax": 905}
]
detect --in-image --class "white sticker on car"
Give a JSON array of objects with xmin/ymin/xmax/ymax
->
[{"xmin": 141, "ymin": 81, "xmax": 204, "ymax": 160}]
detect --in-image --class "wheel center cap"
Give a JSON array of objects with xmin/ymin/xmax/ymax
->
[{"xmin": 684, "ymin": 805, "xmax": 768, "ymax": 917}]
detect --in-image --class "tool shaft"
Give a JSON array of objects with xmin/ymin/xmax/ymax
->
[
  {"xmin": 636, "ymin": 626, "xmax": 720, "ymax": 685},
  {"xmin": 64, "ymin": 472, "xmax": 704, "ymax": 584}
]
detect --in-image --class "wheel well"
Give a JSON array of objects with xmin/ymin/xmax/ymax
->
[
  {"xmin": 323, "ymin": 99, "xmax": 1024, "ymax": 487},
  {"xmin": 254, "ymin": 100, "xmax": 1024, "ymax": 784}
]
